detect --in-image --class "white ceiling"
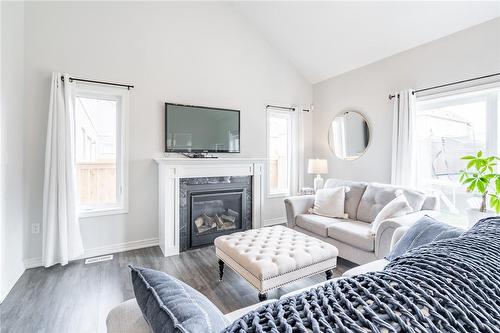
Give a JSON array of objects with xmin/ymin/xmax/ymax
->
[{"xmin": 233, "ymin": 1, "xmax": 500, "ymax": 83}]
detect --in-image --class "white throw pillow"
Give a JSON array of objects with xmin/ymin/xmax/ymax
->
[
  {"xmin": 312, "ymin": 187, "xmax": 349, "ymax": 218},
  {"xmin": 370, "ymin": 194, "xmax": 412, "ymax": 234}
]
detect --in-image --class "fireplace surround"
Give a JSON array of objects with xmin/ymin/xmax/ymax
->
[
  {"xmin": 179, "ymin": 176, "xmax": 252, "ymax": 251},
  {"xmin": 155, "ymin": 157, "xmax": 265, "ymax": 257}
]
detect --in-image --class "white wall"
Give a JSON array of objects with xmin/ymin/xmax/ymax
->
[
  {"xmin": 313, "ymin": 18, "xmax": 500, "ymax": 183},
  {"xmin": 1, "ymin": 1, "xmax": 25, "ymax": 302},
  {"xmin": 23, "ymin": 2, "xmax": 312, "ymax": 260}
]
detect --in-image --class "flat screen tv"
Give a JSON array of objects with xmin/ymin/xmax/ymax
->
[{"xmin": 165, "ymin": 103, "xmax": 240, "ymax": 153}]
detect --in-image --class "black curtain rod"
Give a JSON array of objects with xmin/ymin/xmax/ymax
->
[
  {"xmin": 266, "ymin": 104, "xmax": 310, "ymax": 112},
  {"xmin": 388, "ymin": 72, "xmax": 500, "ymax": 100},
  {"xmin": 60, "ymin": 76, "xmax": 134, "ymax": 90}
]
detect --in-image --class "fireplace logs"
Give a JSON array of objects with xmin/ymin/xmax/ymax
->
[{"xmin": 194, "ymin": 210, "xmax": 238, "ymax": 234}]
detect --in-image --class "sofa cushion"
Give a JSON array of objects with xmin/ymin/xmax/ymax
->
[
  {"xmin": 385, "ymin": 215, "xmax": 464, "ymax": 261},
  {"xmin": 324, "ymin": 179, "xmax": 368, "ymax": 219},
  {"xmin": 370, "ymin": 194, "xmax": 412, "ymax": 233},
  {"xmin": 312, "ymin": 187, "xmax": 348, "ymax": 218},
  {"xmin": 129, "ymin": 266, "xmax": 229, "ymax": 333},
  {"xmin": 295, "ymin": 214, "xmax": 345, "ymax": 237},
  {"xmin": 356, "ymin": 183, "xmax": 427, "ymax": 223},
  {"xmin": 327, "ymin": 221, "xmax": 375, "ymax": 252},
  {"xmin": 357, "ymin": 184, "xmax": 399, "ymax": 222}
]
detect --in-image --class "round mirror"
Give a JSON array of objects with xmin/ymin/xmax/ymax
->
[{"xmin": 328, "ymin": 111, "xmax": 370, "ymax": 160}]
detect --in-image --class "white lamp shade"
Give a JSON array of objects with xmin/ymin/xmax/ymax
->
[{"xmin": 308, "ymin": 159, "xmax": 328, "ymax": 174}]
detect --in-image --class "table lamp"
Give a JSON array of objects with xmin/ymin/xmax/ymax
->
[{"xmin": 308, "ymin": 159, "xmax": 328, "ymax": 191}]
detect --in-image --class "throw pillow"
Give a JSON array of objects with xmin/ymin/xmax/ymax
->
[
  {"xmin": 312, "ymin": 186, "xmax": 349, "ymax": 218},
  {"xmin": 385, "ymin": 215, "xmax": 463, "ymax": 261},
  {"xmin": 129, "ymin": 265, "xmax": 229, "ymax": 333},
  {"xmin": 399, "ymin": 189, "xmax": 427, "ymax": 212},
  {"xmin": 370, "ymin": 194, "xmax": 412, "ymax": 234}
]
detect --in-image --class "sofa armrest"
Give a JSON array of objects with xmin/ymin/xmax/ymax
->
[
  {"xmin": 284, "ymin": 195, "xmax": 315, "ymax": 227},
  {"xmin": 106, "ymin": 298, "xmax": 152, "ymax": 333},
  {"xmin": 390, "ymin": 225, "xmax": 410, "ymax": 250},
  {"xmin": 422, "ymin": 193, "xmax": 440, "ymax": 210},
  {"xmin": 374, "ymin": 210, "xmax": 438, "ymax": 258}
]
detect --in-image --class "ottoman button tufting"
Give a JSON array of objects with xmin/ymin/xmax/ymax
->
[{"xmin": 214, "ymin": 225, "xmax": 338, "ymax": 302}]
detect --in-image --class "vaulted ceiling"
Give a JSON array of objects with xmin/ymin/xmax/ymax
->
[{"xmin": 233, "ymin": 1, "xmax": 500, "ymax": 83}]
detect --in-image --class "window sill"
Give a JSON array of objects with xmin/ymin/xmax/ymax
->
[
  {"xmin": 268, "ymin": 193, "xmax": 290, "ymax": 199},
  {"xmin": 79, "ymin": 208, "xmax": 128, "ymax": 219}
]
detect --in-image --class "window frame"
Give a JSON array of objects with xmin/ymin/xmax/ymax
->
[
  {"xmin": 73, "ymin": 83, "xmax": 129, "ymax": 219},
  {"xmin": 267, "ymin": 108, "xmax": 295, "ymax": 198},
  {"xmin": 414, "ymin": 82, "xmax": 500, "ymax": 214}
]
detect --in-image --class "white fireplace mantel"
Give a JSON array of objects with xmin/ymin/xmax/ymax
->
[{"xmin": 155, "ymin": 157, "xmax": 266, "ymax": 257}]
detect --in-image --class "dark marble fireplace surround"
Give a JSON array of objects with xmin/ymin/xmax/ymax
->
[{"xmin": 179, "ymin": 176, "xmax": 252, "ymax": 252}]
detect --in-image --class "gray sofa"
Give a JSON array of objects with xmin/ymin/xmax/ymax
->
[{"xmin": 285, "ymin": 179, "xmax": 439, "ymax": 265}]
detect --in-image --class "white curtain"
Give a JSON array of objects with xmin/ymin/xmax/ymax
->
[
  {"xmin": 42, "ymin": 73, "xmax": 84, "ymax": 267},
  {"xmin": 295, "ymin": 107, "xmax": 304, "ymax": 194},
  {"xmin": 391, "ymin": 89, "xmax": 417, "ymax": 187}
]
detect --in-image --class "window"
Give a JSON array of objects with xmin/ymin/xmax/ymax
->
[
  {"xmin": 415, "ymin": 84, "xmax": 499, "ymax": 222},
  {"xmin": 74, "ymin": 84, "xmax": 128, "ymax": 217},
  {"xmin": 268, "ymin": 109, "xmax": 294, "ymax": 196}
]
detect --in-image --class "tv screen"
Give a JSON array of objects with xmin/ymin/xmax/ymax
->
[{"xmin": 165, "ymin": 103, "xmax": 240, "ymax": 153}]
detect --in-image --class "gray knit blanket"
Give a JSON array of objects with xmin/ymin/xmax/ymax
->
[{"xmin": 223, "ymin": 217, "xmax": 500, "ymax": 333}]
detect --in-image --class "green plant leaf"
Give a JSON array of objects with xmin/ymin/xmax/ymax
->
[
  {"xmin": 461, "ymin": 151, "xmax": 500, "ymax": 197},
  {"xmin": 463, "ymin": 177, "xmax": 474, "ymax": 184},
  {"xmin": 477, "ymin": 181, "xmax": 486, "ymax": 193},
  {"xmin": 490, "ymin": 194, "xmax": 500, "ymax": 213},
  {"xmin": 467, "ymin": 160, "xmax": 477, "ymax": 170}
]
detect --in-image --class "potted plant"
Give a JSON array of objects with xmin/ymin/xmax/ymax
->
[{"xmin": 459, "ymin": 151, "xmax": 500, "ymax": 226}]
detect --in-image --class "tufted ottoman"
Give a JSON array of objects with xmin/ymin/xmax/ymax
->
[{"xmin": 214, "ymin": 225, "xmax": 338, "ymax": 300}]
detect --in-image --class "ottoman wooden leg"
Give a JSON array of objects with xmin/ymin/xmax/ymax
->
[
  {"xmin": 218, "ymin": 259, "xmax": 224, "ymax": 281},
  {"xmin": 258, "ymin": 292, "xmax": 268, "ymax": 301},
  {"xmin": 325, "ymin": 269, "xmax": 334, "ymax": 280}
]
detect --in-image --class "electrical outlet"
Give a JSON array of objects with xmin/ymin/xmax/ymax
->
[{"xmin": 31, "ymin": 223, "xmax": 40, "ymax": 234}]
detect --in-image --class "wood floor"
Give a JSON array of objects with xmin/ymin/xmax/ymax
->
[{"xmin": 0, "ymin": 246, "xmax": 355, "ymax": 333}]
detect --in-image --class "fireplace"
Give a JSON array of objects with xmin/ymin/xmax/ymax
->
[{"xmin": 179, "ymin": 176, "xmax": 252, "ymax": 251}]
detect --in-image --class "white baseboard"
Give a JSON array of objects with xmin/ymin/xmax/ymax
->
[
  {"xmin": 24, "ymin": 237, "xmax": 159, "ymax": 269},
  {"xmin": 263, "ymin": 217, "xmax": 287, "ymax": 227},
  {"xmin": 83, "ymin": 237, "xmax": 159, "ymax": 259},
  {"xmin": 24, "ymin": 257, "xmax": 43, "ymax": 270}
]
